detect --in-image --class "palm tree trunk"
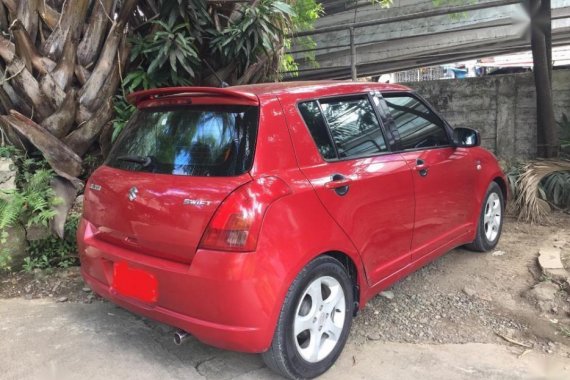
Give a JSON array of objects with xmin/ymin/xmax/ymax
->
[{"xmin": 0, "ymin": 0, "xmax": 144, "ymax": 236}]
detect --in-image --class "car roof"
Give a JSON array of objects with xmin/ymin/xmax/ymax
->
[
  {"xmin": 230, "ymin": 81, "xmax": 411, "ymax": 97},
  {"xmin": 127, "ymin": 81, "xmax": 412, "ymax": 107}
]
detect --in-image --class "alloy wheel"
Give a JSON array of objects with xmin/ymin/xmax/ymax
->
[
  {"xmin": 484, "ymin": 192, "xmax": 501, "ymax": 242},
  {"xmin": 293, "ymin": 276, "xmax": 346, "ymax": 363}
]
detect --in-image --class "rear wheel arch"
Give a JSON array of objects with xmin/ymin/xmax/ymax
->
[
  {"xmin": 258, "ymin": 192, "xmax": 366, "ymax": 349},
  {"xmin": 493, "ymin": 176, "xmax": 508, "ymax": 202},
  {"xmin": 262, "ymin": 254, "xmax": 356, "ymax": 378},
  {"xmin": 266, "ymin": 249, "xmax": 363, "ymax": 349},
  {"xmin": 322, "ymin": 251, "xmax": 361, "ymax": 314}
]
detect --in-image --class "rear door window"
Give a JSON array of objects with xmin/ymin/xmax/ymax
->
[
  {"xmin": 383, "ymin": 94, "xmax": 450, "ymax": 150},
  {"xmin": 298, "ymin": 101, "xmax": 336, "ymax": 160},
  {"xmin": 107, "ymin": 106, "xmax": 258, "ymax": 176},
  {"xmin": 299, "ymin": 96, "xmax": 388, "ymax": 160}
]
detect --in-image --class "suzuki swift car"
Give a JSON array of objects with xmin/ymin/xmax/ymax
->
[{"xmin": 78, "ymin": 81, "xmax": 506, "ymax": 379}]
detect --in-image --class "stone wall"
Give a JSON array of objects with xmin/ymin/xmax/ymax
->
[
  {"xmin": 404, "ymin": 69, "xmax": 570, "ymax": 159},
  {"xmin": 0, "ymin": 157, "xmax": 15, "ymax": 191}
]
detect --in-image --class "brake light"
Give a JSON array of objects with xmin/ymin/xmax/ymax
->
[{"xmin": 199, "ymin": 176, "xmax": 292, "ymax": 252}]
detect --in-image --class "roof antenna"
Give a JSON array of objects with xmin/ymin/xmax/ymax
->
[{"xmin": 202, "ymin": 59, "xmax": 229, "ymax": 88}]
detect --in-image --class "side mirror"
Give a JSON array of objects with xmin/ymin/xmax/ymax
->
[{"xmin": 453, "ymin": 127, "xmax": 481, "ymax": 147}]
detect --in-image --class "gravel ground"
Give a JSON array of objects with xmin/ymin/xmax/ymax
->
[
  {"xmin": 2, "ymin": 213, "xmax": 570, "ymax": 368},
  {"xmin": 348, "ymin": 212, "xmax": 570, "ymax": 358},
  {"xmin": 357, "ymin": 289, "xmax": 526, "ymax": 344}
]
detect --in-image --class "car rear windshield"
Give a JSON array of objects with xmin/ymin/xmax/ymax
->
[{"xmin": 106, "ymin": 105, "xmax": 258, "ymax": 176}]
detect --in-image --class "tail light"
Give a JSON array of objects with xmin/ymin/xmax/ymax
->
[{"xmin": 199, "ymin": 176, "xmax": 292, "ymax": 252}]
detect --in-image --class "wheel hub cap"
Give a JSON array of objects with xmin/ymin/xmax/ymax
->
[
  {"xmin": 483, "ymin": 192, "xmax": 502, "ymax": 242},
  {"xmin": 317, "ymin": 312, "xmax": 326, "ymax": 326},
  {"xmin": 293, "ymin": 276, "xmax": 346, "ymax": 363}
]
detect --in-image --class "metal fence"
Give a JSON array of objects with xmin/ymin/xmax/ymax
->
[{"xmin": 391, "ymin": 66, "xmax": 448, "ymax": 83}]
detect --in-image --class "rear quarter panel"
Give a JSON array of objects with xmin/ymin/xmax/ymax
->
[
  {"xmin": 249, "ymin": 94, "xmax": 368, "ymax": 350},
  {"xmin": 253, "ymin": 178, "xmax": 367, "ymax": 349}
]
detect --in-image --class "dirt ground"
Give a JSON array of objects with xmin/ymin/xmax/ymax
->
[{"xmin": 1, "ymin": 213, "xmax": 570, "ymax": 379}]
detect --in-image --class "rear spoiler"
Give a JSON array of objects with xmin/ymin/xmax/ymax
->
[{"xmin": 127, "ymin": 87, "xmax": 259, "ymax": 107}]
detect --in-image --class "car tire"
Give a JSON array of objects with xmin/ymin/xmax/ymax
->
[
  {"xmin": 262, "ymin": 256, "xmax": 354, "ymax": 380},
  {"xmin": 466, "ymin": 181, "xmax": 504, "ymax": 252}
]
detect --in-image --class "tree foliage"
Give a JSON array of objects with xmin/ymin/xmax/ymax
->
[
  {"xmin": 114, "ymin": 0, "xmax": 322, "ymax": 138},
  {"xmin": 0, "ymin": 0, "xmax": 321, "ymax": 239},
  {"xmin": 282, "ymin": 0, "xmax": 324, "ymax": 74},
  {"xmin": 0, "ymin": 0, "xmax": 319, "ymax": 179}
]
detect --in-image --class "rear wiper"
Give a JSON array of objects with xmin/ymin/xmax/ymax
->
[{"xmin": 117, "ymin": 155, "xmax": 152, "ymax": 167}]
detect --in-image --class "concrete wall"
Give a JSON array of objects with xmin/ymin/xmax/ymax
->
[{"xmin": 403, "ymin": 69, "xmax": 570, "ymax": 159}]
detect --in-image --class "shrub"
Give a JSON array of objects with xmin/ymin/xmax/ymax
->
[
  {"xmin": 0, "ymin": 156, "xmax": 60, "ymax": 271},
  {"xmin": 506, "ymin": 160, "xmax": 570, "ymax": 223},
  {"xmin": 23, "ymin": 213, "xmax": 80, "ymax": 272},
  {"xmin": 0, "ymin": 149, "xmax": 80, "ymax": 272}
]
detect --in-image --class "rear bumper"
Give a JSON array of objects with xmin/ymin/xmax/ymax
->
[{"xmin": 78, "ymin": 219, "xmax": 276, "ymax": 353}]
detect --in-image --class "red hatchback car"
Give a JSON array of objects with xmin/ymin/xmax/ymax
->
[{"xmin": 78, "ymin": 81, "xmax": 507, "ymax": 379}]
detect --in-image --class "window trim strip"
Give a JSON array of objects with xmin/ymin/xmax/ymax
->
[{"xmin": 315, "ymin": 99, "xmax": 340, "ymax": 160}]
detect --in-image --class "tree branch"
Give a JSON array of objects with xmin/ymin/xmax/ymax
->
[
  {"xmin": 38, "ymin": 1, "xmax": 61, "ymax": 31},
  {"xmin": 7, "ymin": 58, "xmax": 54, "ymax": 119},
  {"xmin": 63, "ymin": 98, "xmax": 113, "ymax": 156},
  {"xmin": 42, "ymin": 0, "xmax": 89, "ymax": 60},
  {"xmin": 42, "ymin": 89, "xmax": 77, "ymax": 138},
  {"xmin": 77, "ymin": 0, "xmax": 115, "ymax": 67},
  {"xmin": 1, "ymin": 0, "xmax": 15, "ymax": 15},
  {"xmin": 51, "ymin": 35, "xmax": 76, "ymax": 90},
  {"xmin": 16, "ymin": 0, "xmax": 39, "ymax": 43},
  {"xmin": 10, "ymin": 20, "xmax": 55, "ymax": 74},
  {"xmin": 79, "ymin": 0, "xmax": 137, "ymax": 109},
  {"xmin": 1, "ymin": 110, "xmax": 82, "ymax": 179}
]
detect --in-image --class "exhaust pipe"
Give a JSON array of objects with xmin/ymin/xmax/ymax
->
[{"xmin": 173, "ymin": 330, "xmax": 191, "ymax": 345}]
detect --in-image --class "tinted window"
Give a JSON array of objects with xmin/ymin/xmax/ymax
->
[
  {"xmin": 107, "ymin": 106, "xmax": 258, "ymax": 176},
  {"xmin": 298, "ymin": 101, "xmax": 336, "ymax": 160},
  {"xmin": 300, "ymin": 97, "xmax": 386, "ymax": 158},
  {"xmin": 320, "ymin": 97, "xmax": 387, "ymax": 158},
  {"xmin": 384, "ymin": 95, "xmax": 450, "ymax": 150}
]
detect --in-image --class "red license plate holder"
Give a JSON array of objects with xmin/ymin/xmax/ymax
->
[{"xmin": 112, "ymin": 262, "xmax": 158, "ymax": 303}]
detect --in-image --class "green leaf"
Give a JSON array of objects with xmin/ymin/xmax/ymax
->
[
  {"xmin": 272, "ymin": 1, "xmax": 295, "ymax": 16},
  {"xmin": 169, "ymin": 50, "xmax": 178, "ymax": 73}
]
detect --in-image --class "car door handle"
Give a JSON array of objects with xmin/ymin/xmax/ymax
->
[
  {"xmin": 415, "ymin": 159, "xmax": 429, "ymax": 177},
  {"xmin": 325, "ymin": 174, "xmax": 351, "ymax": 196}
]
